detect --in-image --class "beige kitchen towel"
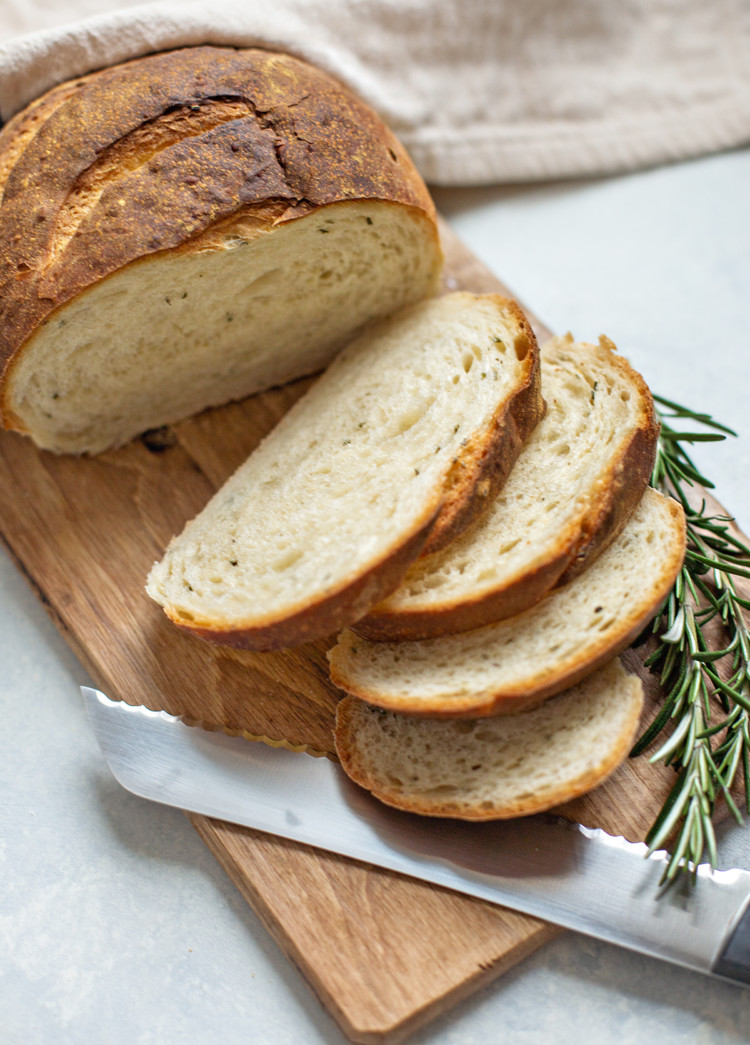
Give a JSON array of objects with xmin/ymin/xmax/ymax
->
[{"xmin": 1, "ymin": 0, "xmax": 749, "ymax": 185}]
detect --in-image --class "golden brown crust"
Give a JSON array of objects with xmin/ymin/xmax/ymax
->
[
  {"xmin": 555, "ymin": 345, "xmax": 660, "ymax": 586},
  {"xmin": 333, "ymin": 667, "xmax": 645, "ymax": 820},
  {"xmin": 169, "ymin": 499, "xmax": 442, "ymax": 651},
  {"xmin": 330, "ymin": 495, "xmax": 687, "ymax": 717},
  {"xmin": 355, "ymin": 338, "xmax": 660, "ymax": 642},
  {"xmin": 154, "ymin": 293, "xmax": 538, "ymax": 652},
  {"xmin": 0, "ymin": 78, "xmax": 83, "ymax": 196},
  {"xmin": 420, "ymin": 300, "xmax": 543, "ymax": 555},
  {"xmin": 0, "ymin": 45, "xmax": 437, "ymax": 428},
  {"xmin": 352, "ymin": 545, "xmax": 563, "ymax": 641}
]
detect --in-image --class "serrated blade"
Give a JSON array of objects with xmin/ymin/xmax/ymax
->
[{"xmin": 83, "ymin": 687, "xmax": 750, "ymax": 982}]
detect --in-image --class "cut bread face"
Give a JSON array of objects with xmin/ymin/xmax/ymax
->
[
  {"xmin": 146, "ymin": 292, "xmax": 543, "ymax": 650},
  {"xmin": 0, "ymin": 46, "xmax": 443, "ymax": 455},
  {"xmin": 355, "ymin": 334, "xmax": 659, "ymax": 640},
  {"xmin": 329, "ymin": 487, "xmax": 686, "ymax": 716},
  {"xmin": 334, "ymin": 657, "xmax": 644, "ymax": 820},
  {"xmin": 6, "ymin": 201, "xmax": 440, "ymax": 454}
]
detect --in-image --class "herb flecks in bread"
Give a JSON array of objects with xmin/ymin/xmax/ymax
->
[
  {"xmin": 146, "ymin": 292, "xmax": 543, "ymax": 650},
  {"xmin": 0, "ymin": 47, "xmax": 442, "ymax": 453},
  {"xmin": 355, "ymin": 333, "xmax": 658, "ymax": 640},
  {"xmin": 329, "ymin": 488, "xmax": 686, "ymax": 716},
  {"xmin": 334, "ymin": 658, "xmax": 644, "ymax": 820}
]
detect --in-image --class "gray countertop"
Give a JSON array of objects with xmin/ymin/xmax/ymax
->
[{"xmin": 3, "ymin": 148, "xmax": 750, "ymax": 1044}]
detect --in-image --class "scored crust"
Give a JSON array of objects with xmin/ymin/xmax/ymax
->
[{"xmin": 0, "ymin": 45, "xmax": 439, "ymax": 433}]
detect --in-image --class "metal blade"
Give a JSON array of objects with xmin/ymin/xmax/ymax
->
[{"xmin": 83, "ymin": 687, "xmax": 750, "ymax": 979}]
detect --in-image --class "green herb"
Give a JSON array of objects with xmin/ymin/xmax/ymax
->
[{"xmin": 633, "ymin": 394, "xmax": 750, "ymax": 882}]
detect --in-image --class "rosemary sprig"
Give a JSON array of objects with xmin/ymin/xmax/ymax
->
[{"xmin": 633, "ymin": 394, "xmax": 750, "ymax": 882}]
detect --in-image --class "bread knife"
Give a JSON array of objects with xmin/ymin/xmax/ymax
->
[{"xmin": 82, "ymin": 686, "xmax": 750, "ymax": 987}]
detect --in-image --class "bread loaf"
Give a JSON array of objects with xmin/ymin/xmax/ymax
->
[
  {"xmin": 354, "ymin": 334, "xmax": 658, "ymax": 640},
  {"xmin": 146, "ymin": 292, "xmax": 543, "ymax": 650},
  {"xmin": 0, "ymin": 46, "xmax": 442, "ymax": 454},
  {"xmin": 329, "ymin": 487, "xmax": 686, "ymax": 716},
  {"xmin": 334, "ymin": 657, "xmax": 644, "ymax": 820}
]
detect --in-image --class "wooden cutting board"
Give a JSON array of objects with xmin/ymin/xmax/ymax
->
[{"xmin": 0, "ymin": 219, "xmax": 742, "ymax": 1043}]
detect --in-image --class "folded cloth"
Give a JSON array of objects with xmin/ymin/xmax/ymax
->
[{"xmin": 1, "ymin": 0, "xmax": 749, "ymax": 185}]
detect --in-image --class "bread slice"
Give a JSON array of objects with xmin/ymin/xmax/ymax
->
[
  {"xmin": 329, "ymin": 487, "xmax": 685, "ymax": 715},
  {"xmin": 146, "ymin": 292, "xmax": 543, "ymax": 650},
  {"xmin": 334, "ymin": 657, "xmax": 644, "ymax": 820},
  {"xmin": 354, "ymin": 334, "xmax": 658, "ymax": 640},
  {"xmin": 0, "ymin": 47, "xmax": 442, "ymax": 454}
]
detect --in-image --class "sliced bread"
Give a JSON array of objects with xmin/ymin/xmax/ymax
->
[
  {"xmin": 334, "ymin": 657, "xmax": 644, "ymax": 820},
  {"xmin": 0, "ymin": 47, "xmax": 442, "ymax": 454},
  {"xmin": 328, "ymin": 487, "xmax": 686, "ymax": 716},
  {"xmin": 354, "ymin": 334, "xmax": 659, "ymax": 640},
  {"xmin": 146, "ymin": 292, "xmax": 543, "ymax": 650}
]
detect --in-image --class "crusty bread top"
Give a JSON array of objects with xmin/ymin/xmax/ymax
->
[
  {"xmin": 329, "ymin": 487, "xmax": 686, "ymax": 716},
  {"xmin": 334, "ymin": 657, "xmax": 644, "ymax": 820},
  {"xmin": 146, "ymin": 292, "xmax": 542, "ymax": 650},
  {"xmin": 0, "ymin": 46, "xmax": 437, "ymax": 426},
  {"xmin": 354, "ymin": 334, "xmax": 659, "ymax": 640}
]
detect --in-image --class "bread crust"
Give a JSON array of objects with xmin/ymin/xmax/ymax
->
[
  {"xmin": 555, "ymin": 338, "xmax": 660, "ymax": 586},
  {"xmin": 333, "ymin": 661, "xmax": 645, "ymax": 820},
  {"xmin": 352, "ymin": 544, "xmax": 562, "ymax": 641},
  {"xmin": 419, "ymin": 299, "xmax": 543, "ymax": 555},
  {"xmin": 0, "ymin": 46, "xmax": 438, "ymax": 431},
  {"xmin": 167, "ymin": 498, "xmax": 442, "ymax": 651},
  {"xmin": 329, "ymin": 492, "xmax": 687, "ymax": 717},
  {"xmin": 154, "ymin": 292, "xmax": 542, "ymax": 652},
  {"xmin": 354, "ymin": 336, "xmax": 659, "ymax": 641}
]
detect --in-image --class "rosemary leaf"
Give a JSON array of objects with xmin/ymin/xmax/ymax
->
[
  {"xmin": 652, "ymin": 395, "xmax": 737, "ymax": 435},
  {"xmin": 659, "ymin": 431, "xmax": 728, "ymax": 444},
  {"xmin": 635, "ymin": 394, "xmax": 750, "ymax": 880}
]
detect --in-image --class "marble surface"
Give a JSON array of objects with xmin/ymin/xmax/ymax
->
[{"xmin": 3, "ymin": 148, "xmax": 750, "ymax": 1044}]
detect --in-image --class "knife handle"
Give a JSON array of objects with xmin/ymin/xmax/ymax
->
[{"xmin": 713, "ymin": 901, "xmax": 750, "ymax": 986}]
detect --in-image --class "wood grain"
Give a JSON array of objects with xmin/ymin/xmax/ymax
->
[
  {"xmin": 0, "ymin": 219, "xmax": 743, "ymax": 1042},
  {"xmin": 190, "ymin": 816, "xmax": 555, "ymax": 1044}
]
